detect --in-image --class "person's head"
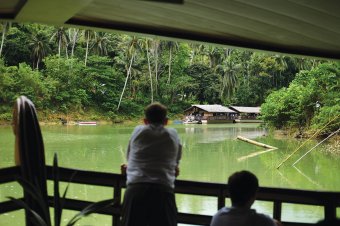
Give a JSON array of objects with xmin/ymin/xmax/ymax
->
[
  {"xmin": 228, "ymin": 170, "xmax": 259, "ymax": 208},
  {"xmin": 144, "ymin": 102, "xmax": 168, "ymax": 125}
]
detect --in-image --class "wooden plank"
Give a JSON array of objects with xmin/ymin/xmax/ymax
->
[{"xmin": 0, "ymin": 166, "xmax": 20, "ymax": 184}]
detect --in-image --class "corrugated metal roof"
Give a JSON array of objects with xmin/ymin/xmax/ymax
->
[
  {"xmin": 230, "ymin": 106, "xmax": 261, "ymax": 113},
  {"xmin": 192, "ymin": 105, "xmax": 235, "ymax": 113}
]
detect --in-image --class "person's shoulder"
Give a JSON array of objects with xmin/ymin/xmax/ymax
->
[
  {"xmin": 131, "ymin": 125, "xmax": 146, "ymax": 134},
  {"xmin": 253, "ymin": 212, "xmax": 276, "ymax": 226},
  {"xmin": 213, "ymin": 207, "xmax": 230, "ymax": 216},
  {"xmin": 165, "ymin": 127, "xmax": 179, "ymax": 134}
]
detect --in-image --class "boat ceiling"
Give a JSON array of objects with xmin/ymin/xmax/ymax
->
[{"xmin": 1, "ymin": 0, "xmax": 340, "ymax": 59}]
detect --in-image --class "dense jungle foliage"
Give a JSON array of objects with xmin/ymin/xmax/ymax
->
[{"xmin": 0, "ymin": 22, "xmax": 339, "ymax": 134}]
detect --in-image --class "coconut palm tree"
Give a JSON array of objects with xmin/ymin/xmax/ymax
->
[
  {"xmin": 164, "ymin": 41, "xmax": 179, "ymax": 84},
  {"xmin": 83, "ymin": 29, "xmax": 96, "ymax": 66},
  {"xmin": 150, "ymin": 39, "xmax": 161, "ymax": 96},
  {"xmin": 215, "ymin": 57, "xmax": 240, "ymax": 102},
  {"xmin": 68, "ymin": 28, "xmax": 80, "ymax": 58},
  {"xmin": 0, "ymin": 21, "xmax": 11, "ymax": 58},
  {"xmin": 140, "ymin": 38, "xmax": 154, "ymax": 103},
  {"xmin": 50, "ymin": 27, "xmax": 69, "ymax": 58},
  {"xmin": 29, "ymin": 33, "xmax": 50, "ymax": 69},
  {"xmin": 117, "ymin": 36, "xmax": 142, "ymax": 110},
  {"xmin": 91, "ymin": 32, "xmax": 109, "ymax": 56}
]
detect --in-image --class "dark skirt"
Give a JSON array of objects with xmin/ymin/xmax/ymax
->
[{"xmin": 121, "ymin": 183, "xmax": 177, "ymax": 226}]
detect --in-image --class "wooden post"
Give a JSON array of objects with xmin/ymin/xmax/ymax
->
[
  {"xmin": 113, "ymin": 180, "xmax": 122, "ymax": 226},
  {"xmin": 273, "ymin": 201, "xmax": 282, "ymax": 221}
]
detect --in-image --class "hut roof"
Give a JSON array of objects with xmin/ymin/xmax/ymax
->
[
  {"xmin": 1, "ymin": 0, "xmax": 340, "ymax": 60},
  {"xmin": 185, "ymin": 105, "xmax": 235, "ymax": 113},
  {"xmin": 229, "ymin": 106, "xmax": 261, "ymax": 114}
]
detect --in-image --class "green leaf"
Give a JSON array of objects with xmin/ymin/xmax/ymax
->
[
  {"xmin": 7, "ymin": 197, "xmax": 48, "ymax": 226},
  {"xmin": 66, "ymin": 199, "xmax": 113, "ymax": 226},
  {"xmin": 16, "ymin": 178, "xmax": 50, "ymax": 224}
]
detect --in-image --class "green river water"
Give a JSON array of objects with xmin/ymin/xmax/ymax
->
[{"xmin": 0, "ymin": 124, "xmax": 339, "ymax": 225}]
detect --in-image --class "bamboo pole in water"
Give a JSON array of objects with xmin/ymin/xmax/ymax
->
[
  {"xmin": 237, "ymin": 136, "xmax": 278, "ymax": 149},
  {"xmin": 276, "ymin": 114, "xmax": 339, "ymax": 169},
  {"xmin": 292, "ymin": 128, "xmax": 340, "ymax": 166}
]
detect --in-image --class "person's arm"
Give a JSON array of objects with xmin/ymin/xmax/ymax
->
[
  {"xmin": 121, "ymin": 140, "xmax": 131, "ymax": 175},
  {"xmin": 274, "ymin": 219, "xmax": 283, "ymax": 226},
  {"xmin": 175, "ymin": 143, "xmax": 182, "ymax": 177}
]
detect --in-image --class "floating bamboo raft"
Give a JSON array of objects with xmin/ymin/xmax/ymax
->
[{"xmin": 237, "ymin": 136, "xmax": 278, "ymax": 149}]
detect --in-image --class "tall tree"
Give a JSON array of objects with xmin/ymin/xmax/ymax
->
[
  {"xmin": 83, "ymin": 30, "xmax": 95, "ymax": 66},
  {"xmin": 150, "ymin": 39, "xmax": 161, "ymax": 96},
  {"xmin": 215, "ymin": 56, "xmax": 239, "ymax": 102},
  {"xmin": 117, "ymin": 36, "xmax": 141, "ymax": 110},
  {"xmin": 140, "ymin": 38, "xmax": 154, "ymax": 103},
  {"xmin": 29, "ymin": 32, "xmax": 50, "ymax": 69},
  {"xmin": 68, "ymin": 28, "xmax": 80, "ymax": 58},
  {"xmin": 91, "ymin": 32, "xmax": 109, "ymax": 56},
  {"xmin": 0, "ymin": 22, "xmax": 11, "ymax": 58},
  {"xmin": 164, "ymin": 41, "xmax": 179, "ymax": 84},
  {"xmin": 50, "ymin": 27, "xmax": 69, "ymax": 57}
]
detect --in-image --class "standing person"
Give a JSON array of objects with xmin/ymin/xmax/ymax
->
[
  {"xmin": 121, "ymin": 102, "xmax": 182, "ymax": 226},
  {"xmin": 210, "ymin": 171, "xmax": 282, "ymax": 226}
]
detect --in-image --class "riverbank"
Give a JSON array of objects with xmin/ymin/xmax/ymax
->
[{"xmin": 273, "ymin": 129, "xmax": 340, "ymax": 156}]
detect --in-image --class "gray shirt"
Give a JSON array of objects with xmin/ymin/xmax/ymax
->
[
  {"xmin": 210, "ymin": 207, "xmax": 276, "ymax": 226},
  {"xmin": 126, "ymin": 124, "xmax": 182, "ymax": 188}
]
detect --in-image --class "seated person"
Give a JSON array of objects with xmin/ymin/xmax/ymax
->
[{"xmin": 210, "ymin": 170, "xmax": 282, "ymax": 226}]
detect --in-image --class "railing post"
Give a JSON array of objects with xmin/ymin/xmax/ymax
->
[
  {"xmin": 217, "ymin": 188, "xmax": 226, "ymax": 210},
  {"xmin": 324, "ymin": 203, "xmax": 336, "ymax": 220},
  {"xmin": 273, "ymin": 201, "xmax": 282, "ymax": 221},
  {"xmin": 113, "ymin": 180, "xmax": 122, "ymax": 226}
]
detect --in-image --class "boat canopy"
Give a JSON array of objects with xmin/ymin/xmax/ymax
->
[{"xmin": 1, "ymin": 0, "xmax": 340, "ymax": 59}]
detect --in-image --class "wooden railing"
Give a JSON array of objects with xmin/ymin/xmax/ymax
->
[{"xmin": 1, "ymin": 165, "xmax": 339, "ymax": 226}]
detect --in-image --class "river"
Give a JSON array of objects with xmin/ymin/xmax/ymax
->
[{"xmin": 0, "ymin": 124, "xmax": 339, "ymax": 225}]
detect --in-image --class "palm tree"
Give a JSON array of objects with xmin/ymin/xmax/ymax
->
[
  {"xmin": 140, "ymin": 38, "xmax": 154, "ymax": 103},
  {"xmin": 274, "ymin": 55, "xmax": 288, "ymax": 88},
  {"xmin": 0, "ymin": 21, "xmax": 11, "ymax": 58},
  {"xmin": 29, "ymin": 33, "xmax": 50, "ymax": 69},
  {"xmin": 68, "ymin": 28, "xmax": 80, "ymax": 58},
  {"xmin": 150, "ymin": 39, "xmax": 161, "ymax": 96},
  {"xmin": 83, "ymin": 29, "xmax": 95, "ymax": 66},
  {"xmin": 215, "ymin": 57, "xmax": 239, "ymax": 102},
  {"xmin": 50, "ymin": 27, "xmax": 69, "ymax": 57},
  {"xmin": 203, "ymin": 45, "xmax": 223, "ymax": 69},
  {"xmin": 117, "ymin": 36, "xmax": 142, "ymax": 110},
  {"xmin": 164, "ymin": 41, "xmax": 179, "ymax": 84},
  {"xmin": 91, "ymin": 32, "xmax": 109, "ymax": 56},
  {"xmin": 189, "ymin": 43, "xmax": 204, "ymax": 65}
]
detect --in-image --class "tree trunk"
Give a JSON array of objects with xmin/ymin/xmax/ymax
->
[
  {"xmin": 71, "ymin": 29, "xmax": 78, "ymax": 58},
  {"xmin": 146, "ymin": 41, "xmax": 154, "ymax": 103},
  {"xmin": 85, "ymin": 36, "xmax": 90, "ymax": 66},
  {"xmin": 154, "ymin": 44, "xmax": 159, "ymax": 96},
  {"xmin": 0, "ymin": 24, "xmax": 6, "ymax": 58},
  {"xmin": 167, "ymin": 48, "xmax": 172, "ymax": 84},
  {"xmin": 36, "ymin": 58, "xmax": 40, "ymax": 70},
  {"xmin": 117, "ymin": 54, "xmax": 134, "ymax": 111},
  {"xmin": 58, "ymin": 39, "xmax": 61, "ymax": 56}
]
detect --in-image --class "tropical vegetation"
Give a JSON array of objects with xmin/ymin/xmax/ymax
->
[{"xmin": 0, "ymin": 22, "xmax": 338, "ymax": 136}]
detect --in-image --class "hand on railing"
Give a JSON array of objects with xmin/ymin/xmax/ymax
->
[
  {"xmin": 120, "ymin": 164, "xmax": 127, "ymax": 175},
  {"xmin": 175, "ymin": 166, "xmax": 180, "ymax": 177}
]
